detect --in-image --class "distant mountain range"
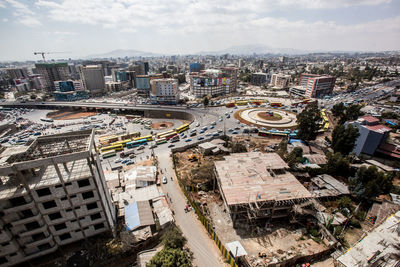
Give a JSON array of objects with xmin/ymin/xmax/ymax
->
[
  {"xmin": 86, "ymin": 45, "xmax": 397, "ymax": 59},
  {"xmin": 196, "ymin": 45, "xmax": 310, "ymax": 55},
  {"xmin": 86, "ymin": 49, "xmax": 161, "ymax": 59}
]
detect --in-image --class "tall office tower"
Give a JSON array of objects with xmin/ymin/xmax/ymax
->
[
  {"xmin": 132, "ymin": 61, "xmax": 149, "ymax": 75},
  {"xmin": 0, "ymin": 130, "xmax": 116, "ymax": 266},
  {"xmin": 299, "ymin": 74, "xmax": 336, "ymax": 98},
  {"xmin": 80, "ymin": 65, "xmax": 105, "ymax": 96},
  {"xmin": 6, "ymin": 68, "xmax": 29, "ymax": 79},
  {"xmin": 150, "ymin": 78, "xmax": 179, "ymax": 104},
  {"xmin": 189, "ymin": 62, "xmax": 205, "ymax": 73},
  {"xmin": 34, "ymin": 63, "xmax": 69, "ymax": 92}
]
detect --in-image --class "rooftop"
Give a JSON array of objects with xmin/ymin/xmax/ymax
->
[
  {"xmin": 214, "ymin": 152, "xmax": 312, "ymax": 206},
  {"xmin": 365, "ymin": 124, "xmax": 391, "ymax": 133},
  {"xmin": 337, "ymin": 211, "xmax": 400, "ymax": 267},
  {"xmin": 361, "ymin": 115, "xmax": 380, "ymax": 124}
]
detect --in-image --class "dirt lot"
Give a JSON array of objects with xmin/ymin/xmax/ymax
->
[
  {"xmin": 47, "ymin": 110, "xmax": 98, "ymax": 120},
  {"xmin": 151, "ymin": 121, "xmax": 174, "ymax": 130},
  {"xmin": 232, "ymin": 136, "xmax": 283, "ymax": 152},
  {"xmin": 207, "ymin": 201, "xmax": 329, "ymax": 266}
]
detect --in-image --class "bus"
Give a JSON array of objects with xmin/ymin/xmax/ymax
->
[
  {"xmin": 156, "ymin": 138, "xmax": 167, "ymax": 145},
  {"xmin": 99, "ymin": 135, "xmax": 119, "ymax": 145},
  {"xmin": 100, "ymin": 144, "xmax": 123, "ymax": 153},
  {"xmin": 236, "ymin": 100, "xmax": 248, "ymax": 106},
  {"xmin": 120, "ymin": 132, "xmax": 140, "ymax": 140},
  {"xmin": 157, "ymin": 130, "xmax": 175, "ymax": 138},
  {"xmin": 110, "ymin": 139, "xmax": 132, "ymax": 147},
  {"xmin": 40, "ymin": 117, "xmax": 54, "ymax": 122},
  {"xmin": 120, "ymin": 149, "xmax": 135, "ymax": 157},
  {"xmin": 134, "ymin": 135, "xmax": 153, "ymax": 141},
  {"xmin": 258, "ymin": 130, "xmax": 289, "ymax": 137},
  {"xmin": 176, "ymin": 123, "xmax": 190, "ymax": 133},
  {"xmin": 163, "ymin": 132, "xmax": 178, "ymax": 140},
  {"xmin": 225, "ymin": 102, "xmax": 235, "ymax": 108},
  {"xmin": 102, "ymin": 151, "xmax": 116, "ymax": 159},
  {"xmin": 126, "ymin": 139, "xmax": 147, "ymax": 148},
  {"xmin": 270, "ymin": 102, "xmax": 282, "ymax": 107}
]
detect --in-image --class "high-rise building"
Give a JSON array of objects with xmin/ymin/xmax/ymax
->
[
  {"xmin": 53, "ymin": 80, "xmax": 87, "ymax": 101},
  {"xmin": 250, "ymin": 73, "xmax": 270, "ymax": 86},
  {"xmin": 270, "ymin": 74, "xmax": 291, "ymax": 88},
  {"xmin": 34, "ymin": 63, "xmax": 69, "ymax": 92},
  {"xmin": 150, "ymin": 78, "xmax": 179, "ymax": 104},
  {"xmin": 0, "ymin": 130, "xmax": 116, "ymax": 266},
  {"xmin": 135, "ymin": 75, "xmax": 151, "ymax": 96},
  {"xmin": 80, "ymin": 65, "xmax": 105, "ymax": 96},
  {"xmin": 238, "ymin": 59, "xmax": 244, "ymax": 68},
  {"xmin": 299, "ymin": 74, "xmax": 336, "ymax": 98},
  {"xmin": 189, "ymin": 68, "xmax": 237, "ymax": 98},
  {"xmin": 189, "ymin": 62, "xmax": 205, "ymax": 73},
  {"xmin": 7, "ymin": 68, "xmax": 29, "ymax": 79}
]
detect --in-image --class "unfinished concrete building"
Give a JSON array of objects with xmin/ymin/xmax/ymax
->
[
  {"xmin": 0, "ymin": 130, "xmax": 116, "ymax": 266},
  {"xmin": 214, "ymin": 152, "xmax": 312, "ymax": 227}
]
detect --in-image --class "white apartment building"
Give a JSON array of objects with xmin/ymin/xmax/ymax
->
[
  {"xmin": 149, "ymin": 78, "xmax": 179, "ymax": 104},
  {"xmin": 270, "ymin": 74, "xmax": 291, "ymax": 88}
]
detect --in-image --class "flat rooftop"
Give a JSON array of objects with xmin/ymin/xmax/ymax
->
[{"xmin": 214, "ymin": 152, "xmax": 312, "ymax": 206}]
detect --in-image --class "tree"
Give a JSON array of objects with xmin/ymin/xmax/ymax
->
[
  {"xmin": 331, "ymin": 103, "xmax": 363, "ymax": 124},
  {"xmin": 147, "ymin": 248, "xmax": 192, "ymax": 267},
  {"xmin": 228, "ymin": 142, "xmax": 247, "ymax": 153},
  {"xmin": 203, "ymin": 96, "xmax": 209, "ymax": 107},
  {"xmin": 331, "ymin": 124, "xmax": 360, "ymax": 155},
  {"xmin": 326, "ymin": 152, "xmax": 351, "ymax": 178},
  {"xmin": 286, "ymin": 147, "xmax": 303, "ymax": 168},
  {"xmin": 349, "ymin": 166, "xmax": 394, "ymax": 200},
  {"xmin": 296, "ymin": 102, "xmax": 322, "ymax": 141},
  {"xmin": 161, "ymin": 227, "xmax": 187, "ymax": 249},
  {"xmin": 332, "ymin": 103, "xmax": 345, "ymax": 119},
  {"xmin": 30, "ymin": 94, "xmax": 37, "ymax": 100}
]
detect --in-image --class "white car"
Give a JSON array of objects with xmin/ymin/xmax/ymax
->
[
  {"xmin": 162, "ymin": 176, "xmax": 167, "ymax": 184},
  {"xmin": 114, "ymin": 158, "xmax": 122, "ymax": 163}
]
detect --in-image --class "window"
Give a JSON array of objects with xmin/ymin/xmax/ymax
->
[
  {"xmin": 31, "ymin": 232, "xmax": 46, "ymax": 241},
  {"xmin": 21, "ymin": 209, "xmax": 34, "ymax": 219},
  {"xmin": 48, "ymin": 212, "xmax": 62, "ymax": 221},
  {"xmin": 9, "ymin": 253, "xmax": 17, "ymax": 257},
  {"xmin": 38, "ymin": 243, "xmax": 51, "ymax": 251},
  {"xmin": 9, "ymin": 196, "xmax": 27, "ymax": 207},
  {"xmin": 1, "ymin": 242, "xmax": 9, "ymax": 247},
  {"xmin": 59, "ymin": 233, "xmax": 71, "ymax": 241},
  {"xmin": 25, "ymin": 221, "xmax": 41, "ymax": 231},
  {"xmin": 36, "ymin": 188, "xmax": 51, "ymax": 197},
  {"xmin": 55, "ymin": 184, "xmax": 63, "ymax": 188},
  {"xmin": 82, "ymin": 191, "xmax": 94, "ymax": 200},
  {"xmin": 90, "ymin": 213, "xmax": 101, "ymax": 221},
  {"xmin": 61, "ymin": 197, "xmax": 67, "ymax": 201},
  {"xmin": 42, "ymin": 200, "xmax": 57, "ymax": 209},
  {"xmin": 66, "ymin": 208, "xmax": 72, "ymax": 212},
  {"xmin": 78, "ymin": 179, "xmax": 90, "ymax": 187},
  {"xmin": 71, "ymin": 219, "xmax": 77, "ymax": 223},
  {"xmin": 93, "ymin": 223, "xmax": 104, "ymax": 230},
  {"xmin": 64, "ymin": 182, "xmax": 72, "ymax": 186},
  {"xmin": 70, "ymin": 195, "xmax": 77, "ymax": 199},
  {"xmin": 54, "ymin": 223, "xmax": 67, "ymax": 231},
  {"xmin": 0, "ymin": 257, "xmax": 7, "ymax": 264},
  {"xmin": 86, "ymin": 202, "xmax": 98, "ymax": 210}
]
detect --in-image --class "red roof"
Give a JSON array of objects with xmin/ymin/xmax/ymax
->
[
  {"xmin": 365, "ymin": 124, "xmax": 391, "ymax": 132},
  {"xmin": 361, "ymin": 115, "xmax": 380, "ymax": 123},
  {"xmin": 377, "ymin": 143, "xmax": 400, "ymax": 159}
]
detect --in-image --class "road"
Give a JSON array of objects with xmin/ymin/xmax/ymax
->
[{"xmin": 158, "ymin": 150, "xmax": 227, "ymax": 267}]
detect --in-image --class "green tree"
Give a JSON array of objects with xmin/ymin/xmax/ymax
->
[
  {"xmin": 287, "ymin": 147, "xmax": 303, "ymax": 168},
  {"xmin": 331, "ymin": 103, "xmax": 363, "ymax": 124},
  {"xmin": 296, "ymin": 102, "xmax": 322, "ymax": 141},
  {"xmin": 326, "ymin": 152, "xmax": 351, "ymax": 178},
  {"xmin": 30, "ymin": 94, "xmax": 37, "ymax": 100},
  {"xmin": 147, "ymin": 248, "xmax": 192, "ymax": 267},
  {"xmin": 331, "ymin": 124, "xmax": 360, "ymax": 155},
  {"xmin": 332, "ymin": 103, "xmax": 345, "ymax": 119},
  {"xmin": 203, "ymin": 96, "xmax": 209, "ymax": 107},
  {"xmin": 350, "ymin": 166, "xmax": 394, "ymax": 200},
  {"xmin": 161, "ymin": 227, "xmax": 187, "ymax": 249}
]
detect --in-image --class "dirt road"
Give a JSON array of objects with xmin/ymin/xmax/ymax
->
[{"xmin": 158, "ymin": 150, "xmax": 227, "ymax": 267}]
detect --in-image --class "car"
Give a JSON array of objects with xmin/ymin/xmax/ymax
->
[
  {"xmin": 228, "ymin": 128, "xmax": 233, "ymax": 132},
  {"xmin": 114, "ymin": 158, "xmax": 122, "ymax": 163},
  {"xmin": 197, "ymin": 136, "xmax": 204, "ymax": 140},
  {"xmin": 182, "ymin": 135, "xmax": 187, "ymax": 139},
  {"xmin": 201, "ymin": 126, "xmax": 208, "ymax": 131},
  {"xmin": 162, "ymin": 176, "xmax": 167, "ymax": 184},
  {"xmin": 122, "ymin": 159, "xmax": 130, "ymax": 164},
  {"xmin": 211, "ymin": 121, "xmax": 216, "ymax": 125},
  {"xmin": 195, "ymin": 122, "xmax": 200, "ymax": 127},
  {"xmin": 199, "ymin": 129, "xmax": 205, "ymax": 134},
  {"xmin": 185, "ymin": 138, "xmax": 192, "ymax": 142},
  {"xmin": 205, "ymin": 133, "xmax": 212, "ymax": 137},
  {"xmin": 230, "ymin": 110, "xmax": 233, "ymax": 113},
  {"xmin": 234, "ymin": 127, "xmax": 240, "ymax": 130},
  {"xmin": 149, "ymin": 144, "xmax": 157, "ymax": 149},
  {"xmin": 226, "ymin": 114, "xmax": 230, "ymax": 118},
  {"xmin": 137, "ymin": 145, "xmax": 145, "ymax": 150},
  {"xmin": 190, "ymin": 131, "xmax": 197, "ymax": 136},
  {"xmin": 180, "ymin": 132, "xmax": 185, "ymax": 137},
  {"xmin": 218, "ymin": 118, "xmax": 223, "ymax": 122},
  {"xmin": 212, "ymin": 132, "xmax": 219, "ymax": 137},
  {"xmin": 232, "ymin": 131, "xmax": 239, "ymax": 134},
  {"xmin": 218, "ymin": 129, "xmax": 223, "ymax": 133},
  {"xmin": 126, "ymin": 160, "xmax": 134, "ymax": 165},
  {"xmin": 234, "ymin": 106, "xmax": 238, "ymax": 109},
  {"xmin": 168, "ymin": 143, "xmax": 175, "ymax": 148},
  {"xmin": 209, "ymin": 125, "xmax": 214, "ymax": 129}
]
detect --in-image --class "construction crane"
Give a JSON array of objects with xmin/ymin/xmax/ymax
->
[{"xmin": 33, "ymin": 51, "xmax": 69, "ymax": 62}]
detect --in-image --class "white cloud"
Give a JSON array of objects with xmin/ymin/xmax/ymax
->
[
  {"xmin": 0, "ymin": 1, "xmax": 6, "ymax": 8},
  {"xmin": 4, "ymin": 0, "xmax": 42, "ymax": 26},
  {"xmin": 52, "ymin": 31, "xmax": 77, "ymax": 35},
  {"xmin": 2, "ymin": 18, "xmax": 8, "ymax": 22}
]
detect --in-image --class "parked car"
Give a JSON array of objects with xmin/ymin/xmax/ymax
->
[
  {"xmin": 162, "ymin": 176, "xmax": 167, "ymax": 184},
  {"xmin": 197, "ymin": 136, "xmax": 204, "ymax": 140},
  {"xmin": 168, "ymin": 144, "xmax": 175, "ymax": 148},
  {"xmin": 185, "ymin": 138, "xmax": 192, "ymax": 142}
]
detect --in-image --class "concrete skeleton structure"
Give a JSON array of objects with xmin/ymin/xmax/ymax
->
[
  {"xmin": 214, "ymin": 152, "xmax": 312, "ymax": 227},
  {"xmin": 34, "ymin": 63, "xmax": 70, "ymax": 92},
  {"xmin": 0, "ymin": 130, "xmax": 116, "ymax": 266}
]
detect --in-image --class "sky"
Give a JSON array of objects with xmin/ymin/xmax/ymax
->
[{"xmin": 0, "ymin": 0, "xmax": 399, "ymax": 61}]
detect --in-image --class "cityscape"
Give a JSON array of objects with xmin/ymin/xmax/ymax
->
[{"xmin": 0, "ymin": 1, "xmax": 400, "ymax": 267}]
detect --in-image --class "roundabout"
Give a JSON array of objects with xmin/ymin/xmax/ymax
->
[{"xmin": 236, "ymin": 108, "xmax": 298, "ymax": 129}]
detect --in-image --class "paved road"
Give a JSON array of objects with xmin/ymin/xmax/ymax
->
[{"xmin": 158, "ymin": 150, "xmax": 227, "ymax": 267}]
